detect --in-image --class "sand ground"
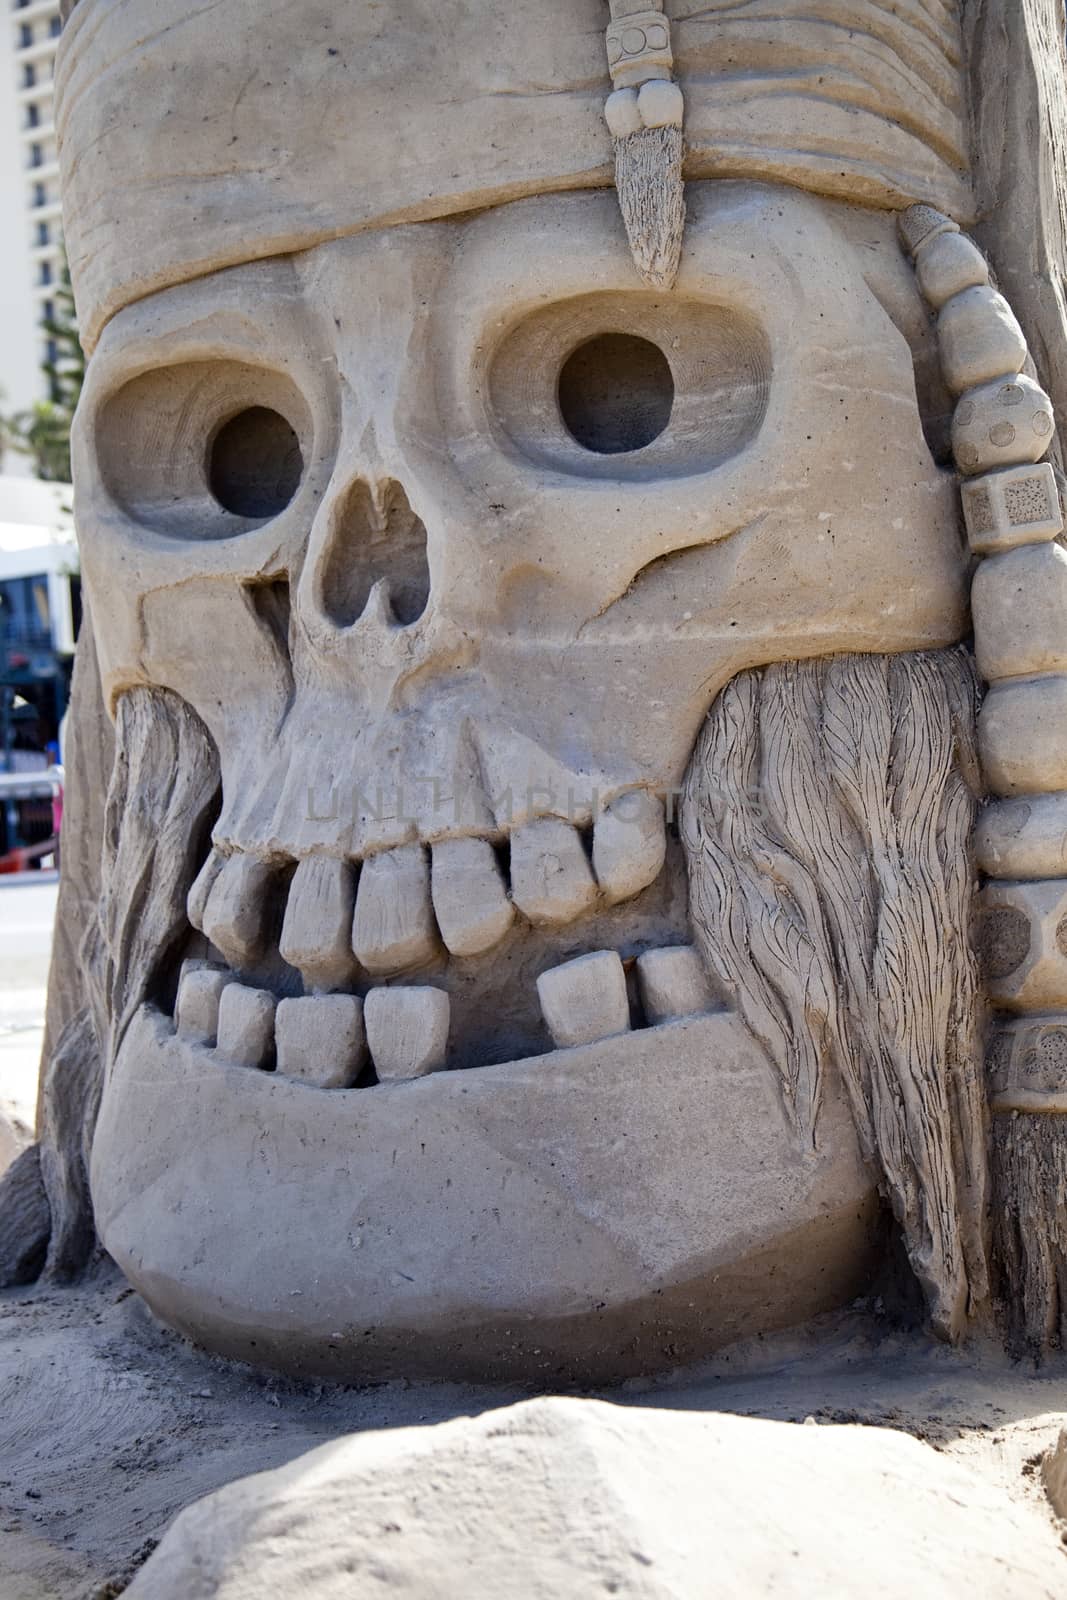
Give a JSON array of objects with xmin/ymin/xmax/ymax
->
[{"xmin": 2, "ymin": 1277, "xmax": 1067, "ymax": 1599}]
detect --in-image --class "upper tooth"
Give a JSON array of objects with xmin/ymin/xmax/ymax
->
[
  {"xmin": 176, "ymin": 964, "xmax": 230, "ymax": 1045},
  {"xmin": 274, "ymin": 994, "xmax": 366, "ymax": 1088},
  {"xmin": 536, "ymin": 950, "xmax": 631, "ymax": 1049},
  {"xmin": 352, "ymin": 844, "xmax": 439, "ymax": 975},
  {"xmin": 202, "ymin": 853, "xmax": 277, "ymax": 970},
  {"xmin": 280, "ymin": 857, "xmax": 358, "ymax": 990},
  {"xmin": 431, "ymin": 837, "xmax": 514, "ymax": 957},
  {"xmin": 635, "ymin": 946, "xmax": 716, "ymax": 1025},
  {"xmin": 365, "ymin": 986, "xmax": 450, "ymax": 1080},
  {"xmin": 187, "ymin": 848, "xmax": 224, "ymax": 933},
  {"xmin": 593, "ymin": 791, "xmax": 667, "ymax": 905},
  {"xmin": 217, "ymin": 982, "xmax": 277, "ymax": 1069},
  {"xmin": 509, "ymin": 818, "xmax": 597, "ymax": 926}
]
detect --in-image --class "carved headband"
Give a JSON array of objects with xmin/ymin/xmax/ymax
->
[{"xmin": 56, "ymin": 0, "xmax": 973, "ymax": 348}]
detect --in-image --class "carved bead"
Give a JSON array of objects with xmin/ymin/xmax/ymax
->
[
  {"xmin": 960, "ymin": 462, "xmax": 1063, "ymax": 555},
  {"xmin": 977, "ymin": 793, "xmax": 1067, "ymax": 880},
  {"xmin": 898, "ymin": 204, "xmax": 957, "ymax": 258},
  {"xmin": 606, "ymin": 8, "xmax": 673, "ymax": 89},
  {"xmin": 938, "ymin": 285, "xmax": 1027, "ymax": 394},
  {"xmin": 638, "ymin": 79, "xmax": 683, "ymax": 129},
  {"xmin": 915, "ymin": 229, "xmax": 988, "ymax": 310},
  {"xmin": 977, "ymin": 880, "xmax": 1067, "ymax": 1013},
  {"xmin": 604, "ymin": 87, "xmax": 643, "ymax": 140},
  {"xmin": 973, "ymin": 543, "xmax": 1067, "ymax": 683},
  {"xmin": 952, "ymin": 373, "xmax": 1053, "ymax": 476},
  {"xmin": 979, "ymin": 676, "xmax": 1067, "ymax": 795}
]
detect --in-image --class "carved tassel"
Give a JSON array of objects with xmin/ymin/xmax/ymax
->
[{"xmin": 604, "ymin": 3, "xmax": 685, "ymax": 289}]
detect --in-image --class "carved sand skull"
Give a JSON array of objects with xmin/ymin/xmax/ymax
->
[
  {"xmin": 79, "ymin": 183, "xmax": 962, "ymax": 857},
  {"xmin": 73, "ymin": 180, "xmax": 973, "ymax": 1376}
]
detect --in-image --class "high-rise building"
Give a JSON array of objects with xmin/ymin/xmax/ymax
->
[
  {"xmin": 0, "ymin": 0, "xmax": 76, "ymax": 787},
  {"xmin": 0, "ymin": 0, "xmax": 62, "ymax": 428}
]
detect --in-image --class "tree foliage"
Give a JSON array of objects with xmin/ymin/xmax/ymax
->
[{"xmin": 2, "ymin": 254, "xmax": 84, "ymax": 483}]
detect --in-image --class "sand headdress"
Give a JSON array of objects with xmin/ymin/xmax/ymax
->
[{"xmin": 57, "ymin": 2, "xmax": 971, "ymax": 346}]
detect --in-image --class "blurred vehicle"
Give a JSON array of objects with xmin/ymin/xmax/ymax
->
[
  {"xmin": 0, "ymin": 475, "xmax": 77, "ymax": 871},
  {"xmin": 0, "ymin": 769, "xmax": 62, "ymax": 872}
]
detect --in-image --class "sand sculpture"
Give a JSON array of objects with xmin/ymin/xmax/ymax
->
[{"xmin": 3, "ymin": 0, "xmax": 1067, "ymax": 1381}]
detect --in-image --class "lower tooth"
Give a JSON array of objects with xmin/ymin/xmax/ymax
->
[
  {"xmin": 536, "ymin": 950, "xmax": 631, "ymax": 1050},
  {"xmin": 216, "ymin": 983, "xmax": 277, "ymax": 1070},
  {"xmin": 274, "ymin": 995, "xmax": 366, "ymax": 1089},
  {"xmin": 176, "ymin": 965, "xmax": 230, "ymax": 1046},
  {"xmin": 365, "ymin": 987, "xmax": 450, "ymax": 1080},
  {"xmin": 635, "ymin": 945, "xmax": 717, "ymax": 1025}
]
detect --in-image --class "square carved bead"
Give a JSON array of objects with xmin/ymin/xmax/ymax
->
[
  {"xmin": 961, "ymin": 461, "xmax": 1063, "ymax": 555},
  {"xmin": 987, "ymin": 1015, "xmax": 1067, "ymax": 1101},
  {"xmin": 606, "ymin": 8, "xmax": 673, "ymax": 88}
]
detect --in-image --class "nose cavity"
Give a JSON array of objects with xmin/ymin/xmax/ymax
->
[{"xmin": 318, "ymin": 477, "xmax": 430, "ymax": 629}]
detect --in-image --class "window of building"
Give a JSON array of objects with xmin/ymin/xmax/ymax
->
[
  {"xmin": 33, "ymin": 181, "xmax": 46, "ymax": 207},
  {"xmin": 0, "ymin": 577, "xmax": 52, "ymax": 654},
  {"xmin": 29, "ymin": 143, "xmax": 42, "ymax": 168},
  {"xmin": 49, "ymin": 13, "xmax": 60, "ymax": 35},
  {"xmin": 19, "ymin": 22, "xmax": 32, "ymax": 47},
  {"xmin": 39, "ymin": 260, "xmax": 52, "ymax": 286},
  {"xmin": 26, "ymin": 102, "xmax": 39, "ymax": 128},
  {"xmin": 36, "ymin": 220, "xmax": 49, "ymax": 247},
  {"xmin": 22, "ymin": 62, "xmax": 35, "ymax": 88},
  {"xmin": 42, "ymin": 299, "xmax": 54, "ymax": 323}
]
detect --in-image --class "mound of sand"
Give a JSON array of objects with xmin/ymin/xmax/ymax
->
[{"xmin": 128, "ymin": 1395, "xmax": 1067, "ymax": 1599}]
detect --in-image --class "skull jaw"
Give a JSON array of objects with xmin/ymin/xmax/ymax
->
[
  {"xmin": 78, "ymin": 183, "xmax": 956, "ymax": 1375},
  {"xmin": 91, "ymin": 1004, "xmax": 879, "ymax": 1382}
]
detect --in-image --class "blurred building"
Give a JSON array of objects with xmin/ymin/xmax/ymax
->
[{"xmin": 0, "ymin": 0, "xmax": 62, "ymax": 439}]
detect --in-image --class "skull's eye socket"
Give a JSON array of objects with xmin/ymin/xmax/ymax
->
[
  {"xmin": 94, "ymin": 360, "xmax": 311, "ymax": 539},
  {"xmin": 209, "ymin": 407, "xmax": 304, "ymax": 518},
  {"xmin": 557, "ymin": 334, "xmax": 674, "ymax": 455},
  {"xmin": 488, "ymin": 292, "xmax": 769, "ymax": 481}
]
